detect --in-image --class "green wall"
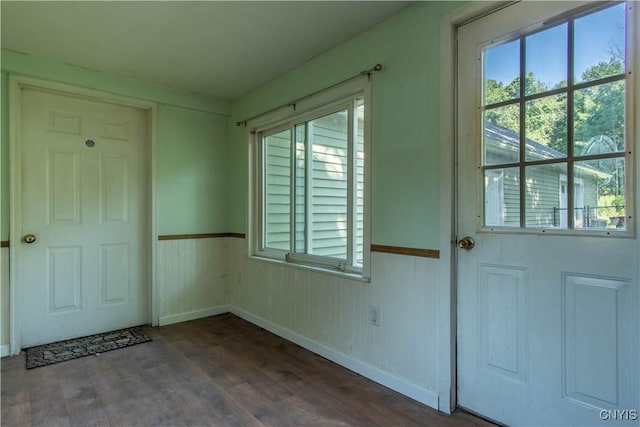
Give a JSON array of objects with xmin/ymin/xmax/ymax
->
[
  {"xmin": 0, "ymin": 49, "xmax": 230, "ymax": 239},
  {"xmin": 228, "ymin": 1, "xmax": 461, "ymax": 250},
  {"xmin": 158, "ymin": 105, "xmax": 228, "ymax": 234},
  {"xmin": 1, "ymin": 72, "xmax": 9, "ymax": 240}
]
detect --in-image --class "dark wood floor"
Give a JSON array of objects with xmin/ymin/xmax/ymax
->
[{"xmin": 1, "ymin": 314, "xmax": 494, "ymax": 426}]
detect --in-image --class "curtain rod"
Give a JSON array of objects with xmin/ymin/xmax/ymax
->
[{"xmin": 235, "ymin": 63, "xmax": 383, "ymax": 127}]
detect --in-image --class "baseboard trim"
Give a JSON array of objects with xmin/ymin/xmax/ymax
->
[
  {"xmin": 229, "ymin": 306, "xmax": 439, "ymax": 410},
  {"xmin": 0, "ymin": 344, "xmax": 10, "ymax": 357},
  {"xmin": 159, "ymin": 305, "xmax": 230, "ymax": 326}
]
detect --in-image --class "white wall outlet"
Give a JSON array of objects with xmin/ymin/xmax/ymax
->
[{"xmin": 370, "ymin": 305, "xmax": 381, "ymax": 326}]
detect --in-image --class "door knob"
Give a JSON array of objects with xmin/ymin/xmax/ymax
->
[
  {"xmin": 23, "ymin": 234, "xmax": 37, "ymax": 244},
  {"xmin": 458, "ymin": 236, "xmax": 475, "ymax": 250}
]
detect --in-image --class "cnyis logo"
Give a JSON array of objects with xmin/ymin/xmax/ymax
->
[{"xmin": 599, "ymin": 409, "xmax": 639, "ymax": 421}]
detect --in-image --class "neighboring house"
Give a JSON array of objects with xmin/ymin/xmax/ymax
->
[{"xmin": 484, "ymin": 122, "xmax": 609, "ymax": 228}]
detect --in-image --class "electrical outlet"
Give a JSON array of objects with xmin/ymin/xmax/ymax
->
[{"xmin": 370, "ymin": 306, "xmax": 381, "ymax": 326}]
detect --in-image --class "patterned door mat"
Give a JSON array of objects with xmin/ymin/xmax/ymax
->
[{"xmin": 25, "ymin": 326, "xmax": 152, "ymax": 369}]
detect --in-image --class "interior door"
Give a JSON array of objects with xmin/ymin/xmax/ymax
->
[
  {"xmin": 19, "ymin": 87, "xmax": 149, "ymax": 348},
  {"xmin": 457, "ymin": 2, "xmax": 639, "ymax": 426}
]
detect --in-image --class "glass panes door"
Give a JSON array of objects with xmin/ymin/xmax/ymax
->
[{"xmin": 482, "ymin": 2, "xmax": 628, "ymax": 231}]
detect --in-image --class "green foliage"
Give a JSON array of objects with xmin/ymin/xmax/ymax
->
[
  {"xmin": 596, "ymin": 194, "xmax": 625, "ymax": 225},
  {"xmin": 524, "ymin": 93, "xmax": 567, "ymax": 153},
  {"xmin": 485, "ymin": 58, "xmax": 624, "ymax": 153},
  {"xmin": 484, "ymin": 55, "xmax": 625, "ymax": 199},
  {"xmin": 580, "ymin": 57, "xmax": 623, "ymax": 81}
]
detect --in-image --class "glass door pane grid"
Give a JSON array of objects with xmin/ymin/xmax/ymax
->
[{"xmin": 481, "ymin": 2, "xmax": 628, "ymax": 230}]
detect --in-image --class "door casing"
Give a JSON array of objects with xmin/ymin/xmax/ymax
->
[
  {"xmin": 9, "ymin": 76, "xmax": 159, "ymax": 355},
  {"xmin": 438, "ymin": 1, "xmax": 511, "ymax": 413}
]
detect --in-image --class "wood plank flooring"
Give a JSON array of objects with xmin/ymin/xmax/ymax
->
[{"xmin": 1, "ymin": 314, "xmax": 495, "ymax": 426}]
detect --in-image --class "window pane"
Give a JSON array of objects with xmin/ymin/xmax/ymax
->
[
  {"xmin": 573, "ymin": 80, "xmax": 625, "ymax": 156},
  {"xmin": 264, "ymin": 130, "xmax": 291, "ymax": 250},
  {"xmin": 525, "ymin": 163, "xmax": 567, "ymax": 228},
  {"xmin": 525, "ymin": 24, "xmax": 567, "ymax": 95},
  {"xmin": 574, "ymin": 3, "xmax": 626, "ymax": 84},
  {"xmin": 484, "ymin": 104, "xmax": 520, "ymax": 166},
  {"xmin": 294, "ymin": 124, "xmax": 306, "ymax": 253},
  {"xmin": 525, "ymin": 94, "xmax": 567, "ymax": 160},
  {"xmin": 309, "ymin": 110, "xmax": 349, "ymax": 259},
  {"xmin": 484, "ymin": 39, "xmax": 520, "ymax": 105},
  {"xmin": 355, "ymin": 100, "xmax": 365, "ymax": 266},
  {"xmin": 484, "ymin": 167, "xmax": 520, "ymax": 227},
  {"xmin": 574, "ymin": 158, "xmax": 626, "ymax": 230}
]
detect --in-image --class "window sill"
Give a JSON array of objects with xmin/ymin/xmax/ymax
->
[{"xmin": 248, "ymin": 255, "xmax": 371, "ymax": 283}]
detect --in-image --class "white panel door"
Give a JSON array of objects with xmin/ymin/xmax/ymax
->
[
  {"xmin": 19, "ymin": 87, "xmax": 149, "ymax": 347},
  {"xmin": 457, "ymin": 2, "xmax": 639, "ymax": 426}
]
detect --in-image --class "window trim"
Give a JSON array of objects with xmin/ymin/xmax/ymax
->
[{"xmin": 248, "ymin": 76, "xmax": 371, "ymax": 278}]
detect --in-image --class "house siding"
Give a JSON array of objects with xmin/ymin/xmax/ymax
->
[{"xmin": 264, "ymin": 111, "xmax": 364, "ymax": 260}]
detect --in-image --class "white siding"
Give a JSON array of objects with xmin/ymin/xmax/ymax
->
[
  {"xmin": 264, "ymin": 130, "xmax": 291, "ymax": 250},
  {"xmin": 309, "ymin": 111, "xmax": 349, "ymax": 258},
  {"xmin": 264, "ymin": 109, "xmax": 364, "ymax": 261}
]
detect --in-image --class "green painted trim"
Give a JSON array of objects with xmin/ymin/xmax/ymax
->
[{"xmin": 1, "ymin": 49, "xmax": 230, "ymax": 116}]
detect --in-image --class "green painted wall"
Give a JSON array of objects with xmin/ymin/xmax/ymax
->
[
  {"xmin": 1, "ymin": 72, "xmax": 9, "ymax": 240},
  {"xmin": 158, "ymin": 105, "xmax": 228, "ymax": 235},
  {"xmin": 0, "ymin": 49, "xmax": 230, "ymax": 239},
  {"xmin": 1, "ymin": 50, "xmax": 229, "ymax": 116},
  {"xmin": 228, "ymin": 1, "xmax": 462, "ymax": 250}
]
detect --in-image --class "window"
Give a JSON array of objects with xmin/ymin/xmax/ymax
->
[
  {"xmin": 482, "ymin": 2, "xmax": 630, "ymax": 231},
  {"xmin": 252, "ymin": 81, "xmax": 368, "ymax": 275}
]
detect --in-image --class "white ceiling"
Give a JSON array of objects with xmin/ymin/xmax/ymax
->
[{"xmin": 1, "ymin": 1, "xmax": 414, "ymax": 100}]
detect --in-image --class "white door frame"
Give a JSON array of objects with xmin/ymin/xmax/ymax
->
[
  {"xmin": 438, "ymin": 1, "xmax": 511, "ymax": 413},
  {"xmin": 9, "ymin": 76, "xmax": 159, "ymax": 355}
]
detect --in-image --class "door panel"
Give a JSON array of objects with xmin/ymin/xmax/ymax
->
[
  {"xmin": 563, "ymin": 274, "xmax": 630, "ymax": 408},
  {"xmin": 457, "ymin": 2, "xmax": 639, "ymax": 425},
  {"xmin": 20, "ymin": 88, "xmax": 149, "ymax": 347},
  {"xmin": 478, "ymin": 264, "xmax": 527, "ymax": 384},
  {"xmin": 47, "ymin": 246, "xmax": 82, "ymax": 313}
]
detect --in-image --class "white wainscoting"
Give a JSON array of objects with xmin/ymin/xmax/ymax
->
[
  {"xmin": 157, "ymin": 237, "xmax": 230, "ymax": 326},
  {"xmin": 228, "ymin": 237, "xmax": 441, "ymax": 409},
  {"xmin": 1, "ymin": 247, "xmax": 9, "ymax": 356}
]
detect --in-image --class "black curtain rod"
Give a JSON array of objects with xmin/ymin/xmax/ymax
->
[{"xmin": 235, "ymin": 63, "xmax": 383, "ymax": 127}]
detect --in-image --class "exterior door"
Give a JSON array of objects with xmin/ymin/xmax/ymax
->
[
  {"xmin": 19, "ymin": 86, "xmax": 149, "ymax": 348},
  {"xmin": 457, "ymin": 2, "xmax": 639, "ymax": 426}
]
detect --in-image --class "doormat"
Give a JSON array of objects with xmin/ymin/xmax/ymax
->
[{"xmin": 25, "ymin": 326, "xmax": 151, "ymax": 369}]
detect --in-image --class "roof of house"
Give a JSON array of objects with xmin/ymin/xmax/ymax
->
[
  {"xmin": 484, "ymin": 122, "xmax": 610, "ymax": 178},
  {"xmin": 485, "ymin": 122, "xmax": 565, "ymax": 160}
]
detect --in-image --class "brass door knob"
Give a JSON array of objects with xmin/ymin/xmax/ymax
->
[
  {"xmin": 458, "ymin": 236, "xmax": 475, "ymax": 250},
  {"xmin": 23, "ymin": 234, "xmax": 37, "ymax": 244}
]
